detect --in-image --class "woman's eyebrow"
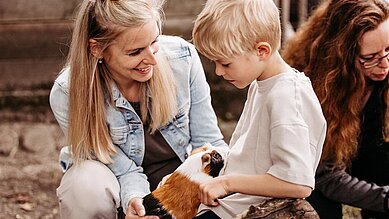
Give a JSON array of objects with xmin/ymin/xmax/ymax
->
[{"xmin": 360, "ymin": 51, "xmax": 379, "ymax": 58}]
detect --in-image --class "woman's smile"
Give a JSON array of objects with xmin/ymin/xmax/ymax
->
[{"xmin": 134, "ymin": 66, "xmax": 152, "ymax": 74}]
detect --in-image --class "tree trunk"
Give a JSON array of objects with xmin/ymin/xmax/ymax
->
[{"xmin": 237, "ymin": 198, "xmax": 319, "ymax": 219}]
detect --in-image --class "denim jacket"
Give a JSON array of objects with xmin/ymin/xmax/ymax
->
[{"xmin": 49, "ymin": 35, "xmax": 227, "ymax": 212}]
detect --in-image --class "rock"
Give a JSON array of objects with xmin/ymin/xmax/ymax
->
[
  {"xmin": 19, "ymin": 202, "xmax": 33, "ymax": 212},
  {"xmin": 237, "ymin": 198, "xmax": 319, "ymax": 219},
  {"xmin": 0, "ymin": 129, "xmax": 19, "ymax": 157},
  {"xmin": 21, "ymin": 124, "xmax": 56, "ymax": 154}
]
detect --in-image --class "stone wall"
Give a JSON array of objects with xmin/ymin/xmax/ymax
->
[{"xmin": 0, "ymin": 0, "xmax": 208, "ymax": 88}]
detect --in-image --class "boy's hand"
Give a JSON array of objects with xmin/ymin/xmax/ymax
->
[
  {"xmin": 125, "ymin": 198, "xmax": 159, "ymax": 219},
  {"xmin": 199, "ymin": 175, "xmax": 230, "ymax": 206}
]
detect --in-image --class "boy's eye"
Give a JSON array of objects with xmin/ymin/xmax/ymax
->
[
  {"xmin": 152, "ymin": 38, "xmax": 159, "ymax": 45},
  {"xmin": 222, "ymin": 63, "xmax": 230, "ymax": 67}
]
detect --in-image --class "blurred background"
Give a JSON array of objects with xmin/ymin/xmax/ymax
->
[
  {"xmin": 2, "ymin": 1, "xmax": 361, "ymax": 219},
  {"xmin": 0, "ymin": 0, "xmax": 319, "ymax": 125}
]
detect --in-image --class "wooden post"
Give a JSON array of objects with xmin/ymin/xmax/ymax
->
[{"xmin": 298, "ymin": 0, "xmax": 308, "ymax": 27}]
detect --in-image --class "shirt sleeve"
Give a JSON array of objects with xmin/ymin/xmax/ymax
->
[
  {"xmin": 266, "ymin": 75, "xmax": 325, "ymax": 188},
  {"xmin": 268, "ymin": 122, "xmax": 315, "ymax": 188},
  {"xmin": 49, "ymin": 78, "xmax": 70, "ymax": 137},
  {"xmin": 315, "ymin": 160, "xmax": 389, "ymax": 212},
  {"xmin": 108, "ymin": 145, "xmax": 150, "ymax": 213}
]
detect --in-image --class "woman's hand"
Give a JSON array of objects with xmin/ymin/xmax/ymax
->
[
  {"xmin": 199, "ymin": 175, "xmax": 230, "ymax": 206},
  {"xmin": 125, "ymin": 197, "xmax": 159, "ymax": 219}
]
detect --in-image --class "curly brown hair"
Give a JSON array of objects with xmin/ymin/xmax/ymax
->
[{"xmin": 282, "ymin": 0, "xmax": 389, "ymax": 167}]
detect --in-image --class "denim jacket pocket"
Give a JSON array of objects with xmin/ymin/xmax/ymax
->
[
  {"xmin": 110, "ymin": 126, "xmax": 129, "ymax": 146},
  {"xmin": 172, "ymin": 109, "xmax": 190, "ymax": 141},
  {"xmin": 174, "ymin": 111, "xmax": 189, "ymax": 129},
  {"xmin": 127, "ymin": 122, "xmax": 143, "ymax": 157}
]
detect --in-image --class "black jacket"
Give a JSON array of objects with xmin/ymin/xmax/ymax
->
[{"xmin": 308, "ymin": 83, "xmax": 389, "ymax": 219}]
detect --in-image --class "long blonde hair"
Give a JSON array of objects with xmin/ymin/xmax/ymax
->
[
  {"xmin": 283, "ymin": 0, "xmax": 389, "ymax": 167},
  {"xmin": 67, "ymin": 0, "xmax": 177, "ymax": 164}
]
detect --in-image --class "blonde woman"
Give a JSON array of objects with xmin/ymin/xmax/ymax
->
[{"xmin": 49, "ymin": 0, "xmax": 227, "ymax": 218}]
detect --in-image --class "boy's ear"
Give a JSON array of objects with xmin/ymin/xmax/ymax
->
[
  {"xmin": 89, "ymin": 39, "xmax": 103, "ymax": 58},
  {"xmin": 254, "ymin": 42, "xmax": 272, "ymax": 59}
]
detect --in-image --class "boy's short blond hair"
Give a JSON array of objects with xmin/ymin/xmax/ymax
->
[{"xmin": 193, "ymin": 0, "xmax": 281, "ymax": 60}]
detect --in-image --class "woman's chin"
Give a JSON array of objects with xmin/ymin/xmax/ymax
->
[{"xmin": 133, "ymin": 70, "xmax": 153, "ymax": 82}]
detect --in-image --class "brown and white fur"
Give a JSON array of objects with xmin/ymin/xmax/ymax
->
[{"xmin": 143, "ymin": 144, "xmax": 228, "ymax": 219}]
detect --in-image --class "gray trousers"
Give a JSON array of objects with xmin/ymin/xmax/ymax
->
[{"xmin": 57, "ymin": 160, "xmax": 121, "ymax": 219}]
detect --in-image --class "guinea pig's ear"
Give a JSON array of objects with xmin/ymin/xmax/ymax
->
[{"xmin": 201, "ymin": 153, "xmax": 211, "ymax": 169}]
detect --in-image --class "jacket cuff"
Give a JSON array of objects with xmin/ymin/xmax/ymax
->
[{"xmin": 122, "ymin": 193, "xmax": 148, "ymax": 215}]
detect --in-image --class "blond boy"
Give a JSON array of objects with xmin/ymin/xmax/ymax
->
[{"xmin": 192, "ymin": 0, "xmax": 327, "ymax": 218}]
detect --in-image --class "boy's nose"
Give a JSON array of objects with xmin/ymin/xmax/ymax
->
[{"xmin": 215, "ymin": 65, "xmax": 225, "ymax": 76}]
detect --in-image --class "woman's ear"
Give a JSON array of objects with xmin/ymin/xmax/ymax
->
[
  {"xmin": 254, "ymin": 42, "xmax": 272, "ymax": 60},
  {"xmin": 89, "ymin": 39, "xmax": 102, "ymax": 59}
]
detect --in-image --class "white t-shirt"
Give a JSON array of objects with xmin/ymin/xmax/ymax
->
[{"xmin": 199, "ymin": 70, "xmax": 326, "ymax": 218}]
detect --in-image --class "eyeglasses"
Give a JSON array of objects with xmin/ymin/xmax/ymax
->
[{"xmin": 359, "ymin": 52, "xmax": 389, "ymax": 69}]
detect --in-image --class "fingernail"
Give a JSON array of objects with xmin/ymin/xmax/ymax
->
[{"xmin": 139, "ymin": 209, "xmax": 145, "ymax": 216}]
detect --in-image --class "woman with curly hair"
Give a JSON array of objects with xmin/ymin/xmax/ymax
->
[{"xmin": 283, "ymin": 0, "xmax": 389, "ymax": 218}]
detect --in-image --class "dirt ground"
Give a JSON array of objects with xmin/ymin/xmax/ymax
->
[
  {"xmin": 0, "ymin": 108, "xmax": 236, "ymax": 219},
  {"xmin": 0, "ymin": 110, "xmax": 361, "ymax": 219},
  {"xmin": 0, "ymin": 120, "xmax": 64, "ymax": 219}
]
